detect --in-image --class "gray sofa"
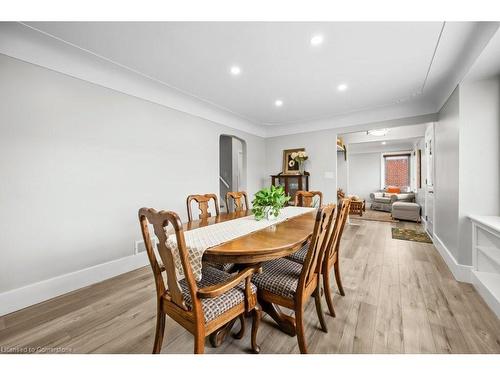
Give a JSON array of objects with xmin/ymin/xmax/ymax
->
[{"xmin": 369, "ymin": 191, "xmax": 415, "ymax": 212}]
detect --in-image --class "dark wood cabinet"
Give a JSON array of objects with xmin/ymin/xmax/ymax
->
[{"xmin": 271, "ymin": 173, "xmax": 310, "ymax": 204}]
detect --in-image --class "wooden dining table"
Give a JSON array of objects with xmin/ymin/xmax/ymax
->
[{"xmin": 183, "ymin": 208, "xmax": 318, "ymax": 346}]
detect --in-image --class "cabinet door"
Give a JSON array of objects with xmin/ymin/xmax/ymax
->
[{"xmin": 287, "ymin": 177, "xmax": 300, "ymax": 203}]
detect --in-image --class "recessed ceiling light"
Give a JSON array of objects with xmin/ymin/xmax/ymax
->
[
  {"xmin": 274, "ymin": 99, "xmax": 283, "ymax": 107},
  {"xmin": 310, "ymin": 34, "xmax": 324, "ymax": 46},
  {"xmin": 337, "ymin": 83, "xmax": 348, "ymax": 92},
  {"xmin": 230, "ymin": 65, "xmax": 241, "ymax": 75},
  {"xmin": 381, "ymin": 141, "xmax": 387, "ymax": 145}
]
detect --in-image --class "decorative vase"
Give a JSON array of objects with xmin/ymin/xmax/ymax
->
[
  {"xmin": 266, "ymin": 207, "xmax": 279, "ymax": 221},
  {"xmin": 298, "ymin": 161, "xmax": 305, "ymax": 175}
]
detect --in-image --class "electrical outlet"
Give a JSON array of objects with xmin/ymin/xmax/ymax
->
[
  {"xmin": 134, "ymin": 240, "xmax": 146, "ymax": 255},
  {"xmin": 135, "ymin": 236, "xmax": 159, "ymax": 255}
]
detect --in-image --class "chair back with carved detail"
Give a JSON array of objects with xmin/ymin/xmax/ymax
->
[
  {"xmin": 138, "ymin": 207, "xmax": 261, "ymax": 354},
  {"xmin": 186, "ymin": 194, "xmax": 220, "ymax": 221},
  {"xmin": 297, "ymin": 204, "xmax": 336, "ymax": 294},
  {"xmin": 225, "ymin": 191, "xmax": 249, "ymax": 213},
  {"xmin": 324, "ymin": 198, "xmax": 350, "ymax": 264},
  {"xmin": 294, "ymin": 190, "xmax": 323, "ymax": 208},
  {"xmin": 138, "ymin": 208, "xmax": 201, "ymax": 316}
]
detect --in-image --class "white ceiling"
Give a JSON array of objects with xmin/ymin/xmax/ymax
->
[{"xmin": 22, "ymin": 22, "xmax": 498, "ymax": 128}]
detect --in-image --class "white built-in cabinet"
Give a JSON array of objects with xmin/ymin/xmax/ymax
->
[{"xmin": 470, "ymin": 215, "xmax": 500, "ymax": 317}]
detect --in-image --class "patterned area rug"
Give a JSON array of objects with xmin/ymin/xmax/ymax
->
[
  {"xmin": 350, "ymin": 208, "xmax": 398, "ymax": 223},
  {"xmin": 391, "ymin": 228, "xmax": 433, "ymax": 243}
]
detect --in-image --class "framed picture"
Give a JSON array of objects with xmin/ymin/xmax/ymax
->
[{"xmin": 282, "ymin": 148, "xmax": 304, "ymax": 174}]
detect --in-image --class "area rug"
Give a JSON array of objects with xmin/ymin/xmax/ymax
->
[
  {"xmin": 391, "ymin": 228, "xmax": 433, "ymax": 243},
  {"xmin": 350, "ymin": 208, "xmax": 398, "ymax": 223}
]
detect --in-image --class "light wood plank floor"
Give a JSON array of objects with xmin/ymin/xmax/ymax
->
[{"xmin": 1, "ymin": 219, "xmax": 500, "ymax": 354}]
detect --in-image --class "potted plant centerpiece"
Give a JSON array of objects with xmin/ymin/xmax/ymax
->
[
  {"xmin": 252, "ymin": 185, "xmax": 291, "ymax": 221},
  {"xmin": 292, "ymin": 150, "xmax": 308, "ymax": 174}
]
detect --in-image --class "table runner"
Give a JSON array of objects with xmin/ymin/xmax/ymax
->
[{"xmin": 167, "ymin": 206, "xmax": 315, "ymax": 281}]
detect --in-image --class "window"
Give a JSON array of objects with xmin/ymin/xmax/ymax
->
[{"xmin": 382, "ymin": 153, "xmax": 411, "ymax": 189}]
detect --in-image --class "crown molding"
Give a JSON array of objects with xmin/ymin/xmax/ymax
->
[{"xmin": 0, "ymin": 22, "xmax": 449, "ymax": 139}]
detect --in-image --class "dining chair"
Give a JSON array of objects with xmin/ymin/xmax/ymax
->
[
  {"xmin": 225, "ymin": 191, "xmax": 249, "ymax": 213},
  {"xmin": 186, "ymin": 194, "xmax": 220, "ymax": 221},
  {"xmin": 251, "ymin": 204, "xmax": 336, "ymax": 354},
  {"xmin": 294, "ymin": 190, "xmax": 323, "ymax": 208},
  {"xmin": 138, "ymin": 207, "xmax": 261, "ymax": 354},
  {"xmin": 286, "ymin": 198, "xmax": 351, "ymax": 317}
]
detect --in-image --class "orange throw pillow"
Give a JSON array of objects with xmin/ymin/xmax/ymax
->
[{"xmin": 386, "ymin": 186, "xmax": 401, "ymax": 194}]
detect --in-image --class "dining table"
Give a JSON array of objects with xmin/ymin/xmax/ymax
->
[{"xmin": 182, "ymin": 208, "xmax": 318, "ymax": 347}]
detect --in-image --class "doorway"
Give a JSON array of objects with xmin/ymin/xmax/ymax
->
[{"xmin": 219, "ymin": 135, "xmax": 247, "ymax": 212}]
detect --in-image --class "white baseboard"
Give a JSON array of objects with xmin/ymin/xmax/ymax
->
[
  {"xmin": 470, "ymin": 270, "xmax": 500, "ymax": 318},
  {"xmin": 0, "ymin": 252, "xmax": 149, "ymax": 316},
  {"xmin": 433, "ymin": 234, "xmax": 472, "ymax": 283}
]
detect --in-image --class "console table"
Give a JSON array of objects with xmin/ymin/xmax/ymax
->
[{"xmin": 271, "ymin": 173, "xmax": 309, "ymax": 205}]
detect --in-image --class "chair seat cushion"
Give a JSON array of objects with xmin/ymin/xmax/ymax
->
[
  {"xmin": 179, "ymin": 266, "xmax": 256, "ymax": 322},
  {"xmin": 252, "ymin": 258, "xmax": 303, "ymax": 299},
  {"xmin": 206, "ymin": 262, "xmax": 235, "ymax": 273},
  {"xmin": 285, "ymin": 241, "xmax": 309, "ymax": 263}
]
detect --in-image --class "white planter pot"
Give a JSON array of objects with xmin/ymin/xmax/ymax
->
[{"xmin": 265, "ymin": 207, "xmax": 279, "ymax": 221}]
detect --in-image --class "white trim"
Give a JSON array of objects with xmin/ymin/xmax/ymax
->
[
  {"xmin": 432, "ymin": 234, "xmax": 472, "ymax": 283},
  {"xmin": 471, "ymin": 271, "xmax": 500, "ymax": 318},
  {"xmin": 0, "ymin": 253, "xmax": 149, "ymax": 316}
]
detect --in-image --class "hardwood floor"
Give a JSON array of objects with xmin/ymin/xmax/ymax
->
[{"xmin": 1, "ymin": 219, "xmax": 500, "ymax": 354}]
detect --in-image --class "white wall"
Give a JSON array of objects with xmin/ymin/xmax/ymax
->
[
  {"xmin": 337, "ymin": 151, "xmax": 348, "ymax": 194},
  {"xmin": 265, "ymin": 130, "xmax": 338, "ymax": 204},
  {"xmin": 434, "ymin": 78, "xmax": 500, "ymax": 267},
  {"xmin": 348, "ymin": 153, "xmax": 381, "ymax": 202},
  {"xmin": 458, "ymin": 76, "xmax": 500, "ymax": 265},
  {"xmin": 0, "ymin": 54, "xmax": 266, "ymax": 293},
  {"xmin": 434, "ymin": 87, "xmax": 461, "ymax": 261}
]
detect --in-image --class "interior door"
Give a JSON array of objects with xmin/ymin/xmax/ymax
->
[{"xmin": 424, "ymin": 124, "xmax": 435, "ymax": 236}]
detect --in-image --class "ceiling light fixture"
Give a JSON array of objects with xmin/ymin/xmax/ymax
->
[
  {"xmin": 310, "ymin": 34, "xmax": 324, "ymax": 46},
  {"xmin": 381, "ymin": 141, "xmax": 387, "ymax": 145},
  {"xmin": 367, "ymin": 128, "xmax": 389, "ymax": 137},
  {"xmin": 337, "ymin": 83, "xmax": 348, "ymax": 92},
  {"xmin": 274, "ymin": 99, "xmax": 283, "ymax": 107},
  {"xmin": 230, "ymin": 65, "xmax": 241, "ymax": 75}
]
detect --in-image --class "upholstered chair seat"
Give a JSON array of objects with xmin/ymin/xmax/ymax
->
[
  {"xmin": 286, "ymin": 241, "xmax": 309, "ymax": 264},
  {"xmin": 207, "ymin": 262, "xmax": 235, "ymax": 273},
  {"xmin": 251, "ymin": 258, "xmax": 303, "ymax": 299},
  {"xmin": 179, "ymin": 266, "xmax": 257, "ymax": 322}
]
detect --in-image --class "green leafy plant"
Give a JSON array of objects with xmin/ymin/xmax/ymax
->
[{"xmin": 252, "ymin": 185, "xmax": 291, "ymax": 221}]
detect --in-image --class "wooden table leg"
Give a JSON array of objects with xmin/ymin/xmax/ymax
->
[
  {"xmin": 209, "ymin": 317, "xmax": 238, "ymax": 347},
  {"xmin": 259, "ymin": 299, "xmax": 296, "ymax": 337}
]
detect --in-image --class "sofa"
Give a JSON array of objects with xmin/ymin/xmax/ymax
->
[{"xmin": 369, "ymin": 190, "xmax": 415, "ymax": 212}]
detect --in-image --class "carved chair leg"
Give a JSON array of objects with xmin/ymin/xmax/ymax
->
[
  {"xmin": 323, "ymin": 269, "xmax": 336, "ymax": 317},
  {"xmin": 232, "ymin": 314, "xmax": 246, "ymax": 340},
  {"xmin": 251, "ymin": 306, "xmax": 261, "ymax": 354},
  {"xmin": 194, "ymin": 332, "xmax": 205, "ymax": 354},
  {"xmin": 295, "ymin": 305, "xmax": 308, "ymax": 354},
  {"xmin": 314, "ymin": 284, "xmax": 328, "ymax": 333},
  {"xmin": 334, "ymin": 261, "xmax": 345, "ymax": 296},
  {"xmin": 152, "ymin": 309, "xmax": 166, "ymax": 354}
]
